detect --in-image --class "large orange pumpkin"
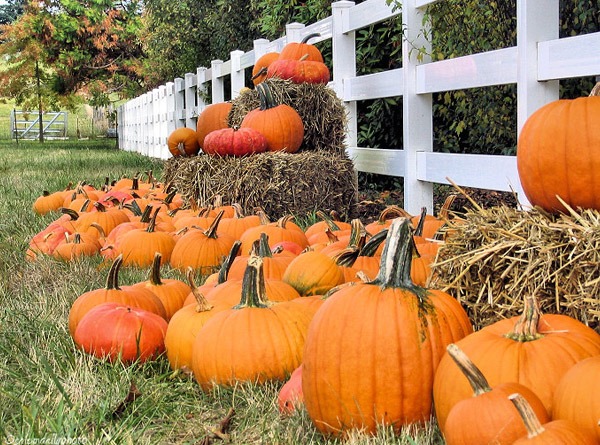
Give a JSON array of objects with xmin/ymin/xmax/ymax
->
[
  {"xmin": 279, "ymin": 33, "xmax": 324, "ymax": 63},
  {"xmin": 301, "ymin": 218, "xmax": 473, "ymax": 437},
  {"xmin": 517, "ymin": 86, "xmax": 600, "ymax": 213},
  {"xmin": 240, "ymin": 82, "xmax": 304, "ymax": 153}
]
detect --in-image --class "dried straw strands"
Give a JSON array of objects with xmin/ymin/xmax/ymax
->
[{"xmin": 430, "ymin": 202, "xmax": 600, "ymax": 332}]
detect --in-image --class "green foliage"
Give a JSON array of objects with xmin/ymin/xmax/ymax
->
[{"xmin": 0, "ymin": 0, "xmax": 25, "ymax": 26}]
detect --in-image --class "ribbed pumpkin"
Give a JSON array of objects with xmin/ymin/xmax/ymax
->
[
  {"xmin": 132, "ymin": 253, "xmax": 191, "ymax": 320},
  {"xmin": 68, "ymin": 255, "xmax": 167, "ymax": 336},
  {"xmin": 552, "ymin": 355, "xmax": 600, "ymax": 442},
  {"xmin": 240, "ymin": 82, "xmax": 304, "ymax": 153},
  {"xmin": 191, "ymin": 256, "xmax": 314, "ymax": 389},
  {"xmin": 301, "ymin": 218, "xmax": 473, "ymax": 437},
  {"xmin": 251, "ymin": 51, "xmax": 280, "ymax": 86},
  {"xmin": 167, "ymin": 127, "xmax": 200, "ymax": 157},
  {"xmin": 266, "ymin": 55, "xmax": 330, "ymax": 84},
  {"xmin": 202, "ymin": 126, "xmax": 268, "ymax": 157},
  {"xmin": 33, "ymin": 189, "xmax": 71, "ymax": 215},
  {"xmin": 170, "ymin": 210, "xmax": 236, "ymax": 274},
  {"xmin": 517, "ymin": 85, "xmax": 600, "ymax": 213},
  {"xmin": 74, "ymin": 302, "xmax": 168, "ymax": 363},
  {"xmin": 278, "ymin": 33, "xmax": 324, "ymax": 62},
  {"xmin": 164, "ymin": 269, "xmax": 230, "ymax": 372},
  {"xmin": 52, "ymin": 232, "xmax": 100, "ymax": 261},
  {"xmin": 228, "ymin": 233, "xmax": 295, "ymax": 281},
  {"xmin": 510, "ymin": 393, "xmax": 598, "ymax": 445},
  {"xmin": 239, "ymin": 214, "xmax": 309, "ymax": 254},
  {"xmin": 282, "ymin": 250, "xmax": 345, "ymax": 296},
  {"xmin": 196, "ymin": 102, "xmax": 233, "ymax": 148},
  {"xmin": 442, "ymin": 344, "xmax": 550, "ymax": 445},
  {"xmin": 433, "ymin": 295, "xmax": 600, "ymax": 431}
]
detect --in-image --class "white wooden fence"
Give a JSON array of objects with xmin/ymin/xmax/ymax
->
[{"xmin": 117, "ymin": 0, "xmax": 600, "ymax": 215}]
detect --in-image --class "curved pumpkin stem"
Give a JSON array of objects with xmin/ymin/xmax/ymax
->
[
  {"xmin": 202, "ymin": 209, "xmax": 225, "ymax": 239},
  {"xmin": 414, "ymin": 207, "xmax": 428, "ymax": 237},
  {"xmin": 106, "ymin": 254, "xmax": 124, "ymax": 290},
  {"xmin": 508, "ymin": 393, "xmax": 546, "ymax": 437},
  {"xmin": 301, "ymin": 32, "xmax": 321, "ymax": 44},
  {"xmin": 145, "ymin": 207, "xmax": 161, "ymax": 233},
  {"xmin": 360, "ymin": 229, "xmax": 388, "ymax": 257},
  {"xmin": 315, "ymin": 209, "xmax": 342, "ymax": 231},
  {"xmin": 446, "ymin": 343, "xmax": 492, "ymax": 397},
  {"xmin": 256, "ymin": 82, "xmax": 281, "ymax": 111},
  {"xmin": 258, "ymin": 232, "xmax": 274, "ymax": 258},
  {"xmin": 505, "ymin": 295, "xmax": 543, "ymax": 342},
  {"xmin": 149, "ymin": 252, "xmax": 164, "ymax": 286},
  {"xmin": 217, "ymin": 240, "xmax": 242, "ymax": 284},
  {"xmin": 234, "ymin": 255, "xmax": 270, "ymax": 309},
  {"xmin": 186, "ymin": 267, "xmax": 213, "ymax": 312}
]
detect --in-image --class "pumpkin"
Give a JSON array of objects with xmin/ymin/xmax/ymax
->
[
  {"xmin": 301, "ymin": 218, "xmax": 473, "ymax": 437},
  {"xmin": 73, "ymin": 202, "xmax": 130, "ymax": 240},
  {"xmin": 282, "ymin": 250, "xmax": 345, "ymax": 296},
  {"xmin": 278, "ymin": 365, "xmax": 304, "ymax": 415},
  {"xmin": 266, "ymin": 55, "xmax": 330, "ymax": 84},
  {"xmin": 202, "ymin": 126, "xmax": 268, "ymax": 157},
  {"xmin": 191, "ymin": 255, "xmax": 314, "ymax": 389},
  {"xmin": 228, "ymin": 233, "xmax": 295, "ymax": 281},
  {"xmin": 251, "ymin": 51, "xmax": 280, "ymax": 86},
  {"xmin": 552, "ymin": 355, "xmax": 600, "ymax": 442},
  {"xmin": 74, "ymin": 302, "xmax": 167, "ymax": 363},
  {"xmin": 517, "ymin": 84, "xmax": 600, "ymax": 213},
  {"xmin": 196, "ymin": 102, "xmax": 233, "ymax": 148},
  {"xmin": 240, "ymin": 82, "xmax": 304, "ymax": 153},
  {"xmin": 442, "ymin": 344, "xmax": 550, "ymax": 444},
  {"xmin": 510, "ymin": 393, "xmax": 597, "ymax": 445},
  {"xmin": 167, "ymin": 127, "xmax": 200, "ymax": 157},
  {"xmin": 68, "ymin": 255, "xmax": 167, "ymax": 336},
  {"xmin": 239, "ymin": 214, "xmax": 309, "ymax": 254},
  {"xmin": 278, "ymin": 33, "xmax": 324, "ymax": 63},
  {"xmin": 170, "ymin": 210, "xmax": 236, "ymax": 274},
  {"xmin": 52, "ymin": 232, "xmax": 100, "ymax": 261},
  {"xmin": 132, "ymin": 253, "xmax": 191, "ymax": 320},
  {"xmin": 33, "ymin": 189, "xmax": 70, "ymax": 215},
  {"xmin": 164, "ymin": 268, "xmax": 229, "ymax": 372},
  {"xmin": 433, "ymin": 295, "xmax": 600, "ymax": 431}
]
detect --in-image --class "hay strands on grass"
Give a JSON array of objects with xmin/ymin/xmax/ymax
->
[{"xmin": 431, "ymin": 185, "xmax": 600, "ymax": 332}]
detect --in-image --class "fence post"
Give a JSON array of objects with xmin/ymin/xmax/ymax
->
[
  {"xmin": 211, "ymin": 60, "xmax": 225, "ymax": 103},
  {"xmin": 197, "ymin": 67, "xmax": 208, "ymax": 112},
  {"xmin": 516, "ymin": 0, "xmax": 559, "ymax": 134},
  {"xmin": 286, "ymin": 22, "xmax": 305, "ymax": 43},
  {"xmin": 174, "ymin": 77, "xmax": 185, "ymax": 129},
  {"xmin": 402, "ymin": 0, "xmax": 433, "ymax": 215},
  {"xmin": 253, "ymin": 38, "xmax": 271, "ymax": 59},
  {"xmin": 231, "ymin": 50, "xmax": 246, "ymax": 98},
  {"xmin": 165, "ymin": 81, "xmax": 176, "ymax": 137},
  {"xmin": 331, "ymin": 1, "xmax": 357, "ymax": 150},
  {"xmin": 184, "ymin": 72, "xmax": 198, "ymax": 129}
]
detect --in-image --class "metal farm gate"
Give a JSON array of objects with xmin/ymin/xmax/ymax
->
[{"xmin": 10, "ymin": 110, "xmax": 68, "ymax": 140}]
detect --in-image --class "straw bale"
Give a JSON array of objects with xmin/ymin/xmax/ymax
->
[
  {"xmin": 430, "ymin": 203, "xmax": 600, "ymax": 333},
  {"xmin": 227, "ymin": 78, "xmax": 348, "ymax": 154},
  {"xmin": 162, "ymin": 150, "xmax": 358, "ymax": 221}
]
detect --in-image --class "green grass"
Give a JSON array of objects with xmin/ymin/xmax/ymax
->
[{"xmin": 0, "ymin": 139, "xmax": 444, "ymax": 444}]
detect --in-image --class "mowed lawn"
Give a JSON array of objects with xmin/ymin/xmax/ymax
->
[{"xmin": 0, "ymin": 139, "xmax": 443, "ymax": 444}]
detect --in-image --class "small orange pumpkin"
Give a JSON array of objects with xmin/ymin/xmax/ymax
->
[
  {"xmin": 167, "ymin": 127, "xmax": 200, "ymax": 157},
  {"xmin": 251, "ymin": 51, "xmax": 280, "ymax": 86},
  {"xmin": 196, "ymin": 102, "xmax": 233, "ymax": 149}
]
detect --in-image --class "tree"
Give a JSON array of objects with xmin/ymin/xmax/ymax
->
[{"xmin": 0, "ymin": 0, "xmax": 26, "ymax": 26}]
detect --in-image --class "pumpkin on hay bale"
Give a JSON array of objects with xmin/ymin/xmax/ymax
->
[
  {"xmin": 228, "ymin": 78, "xmax": 347, "ymax": 154},
  {"xmin": 430, "ymin": 195, "xmax": 600, "ymax": 333},
  {"xmin": 162, "ymin": 150, "xmax": 358, "ymax": 221}
]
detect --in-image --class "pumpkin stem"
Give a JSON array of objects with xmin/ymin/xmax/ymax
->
[
  {"xmin": 446, "ymin": 344, "xmax": 492, "ymax": 396},
  {"xmin": 315, "ymin": 210, "xmax": 342, "ymax": 231},
  {"xmin": 301, "ymin": 32, "xmax": 321, "ymax": 44},
  {"xmin": 370, "ymin": 218, "xmax": 428, "ymax": 299},
  {"xmin": 186, "ymin": 267, "xmax": 213, "ymax": 312},
  {"xmin": 360, "ymin": 229, "xmax": 388, "ymax": 257},
  {"xmin": 234, "ymin": 255, "xmax": 270, "ymax": 309},
  {"xmin": 202, "ymin": 209, "xmax": 225, "ymax": 239},
  {"xmin": 505, "ymin": 295, "xmax": 543, "ymax": 342},
  {"xmin": 149, "ymin": 252, "xmax": 164, "ymax": 286},
  {"xmin": 60, "ymin": 207, "xmax": 80, "ymax": 221},
  {"xmin": 414, "ymin": 207, "xmax": 428, "ymax": 237},
  {"xmin": 256, "ymin": 82, "xmax": 280, "ymax": 111},
  {"xmin": 146, "ymin": 207, "xmax": 161, "ymax": 233},
  {"xmin": 217, "ymin": 240, "xmax": 242, "ymax": 284},
  {"xmin": 258, "ymin": 232, "xmax": 274, "ymax": 258},
  {"xmin": 251, "ymin": 66, "xmax": 268, "ymax": 81},
  {"xmin": 508, "ymin": 393, "xmax": 546, "ymax": 437},
  {"xmin": 106, "ymin": 255, "xmax": 124, "ymax": 290},
  {"xmin": 333, "ymin": 247, "xmax": 360, "ymax": 268}
]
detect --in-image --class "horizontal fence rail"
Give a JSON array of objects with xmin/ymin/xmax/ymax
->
[{"xmin": 117, "ymin": 0, "xmax": 600, "ymax": 215}]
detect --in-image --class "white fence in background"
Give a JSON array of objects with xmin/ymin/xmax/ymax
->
[{"xmin": 117, "ymin": 0, "xmax": 600, "ymax": 214}]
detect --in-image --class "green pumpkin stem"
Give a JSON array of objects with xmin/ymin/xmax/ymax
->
[
  {"xmin": 360, "ymin": 229, "xmax": 388, "ymax": 257},
  {"xmin": 333, "ymin": 247, "xmax": 360, "ymax": 268},
  {"xmin": 258, "ymin": 233, "xmax": 274, "ymax": 258},
  {"xmin": 315, "ymin": 210, "xmax": 342, "ymax": 231},
  {"xmin": 446, "ymin": 343, "xmax": 492, "ymax": 396},
  {"xmin": 370, "ymin": 218, "xmax": 427, "ymax": 298},
  {"xmin": 139, "ymin": 203, "xmax": 153, "ymax": 222},
  {"xmin": 146, "ymin": 207, "xmax": 161, "ymax": 233},
  {"xmin": 106, "ymin": 255, "xmax": 124, "ymax": 290},
  {"xmin": 505, "ymin": 295, "xmax": 543, "ymax": 342},
  {"xmin": 217, "ymin": 240, "xmax": 242, "ymax": 284},
  {"xmin": 508, "ymin": 393, "xmax": 545, "ymax": 437},
  {"xmin": 149, "ymin": 252, "xmax": 163, "ymax": 286},
  {"xmin": 414, "ymin": 207, "xmax": 428, "ymax": 237},
  {"xmin": 301, "ymin": 32, "xmax": 321, "ymax": 44},
  {"xmin": 256, "ymin": 82, "xmax": 280, "ymax": 111},
  {"xmin": 234, "ymin": 255, "xmax": 270, "ymax": 309}
]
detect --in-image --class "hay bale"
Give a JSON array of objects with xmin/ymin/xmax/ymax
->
[
  {"xmin": 162, "ymin": 151, "xmax": 358, "ymax": 221},
  {"xmin": 430, "ymin": 203, "xmax": 600, "ymax": 333},
  {"xmin": 228, "ymin": 78, "xmax": 348, "ymax": 154}
]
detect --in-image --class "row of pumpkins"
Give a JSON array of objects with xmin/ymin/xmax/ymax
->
[
  {"xmin": 29, "ymin": 174, "xmax": 600, "ymax": 443},
  {"xmin": 167, "ymin": 34, "xmax": 328, "ymax": 158}
]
